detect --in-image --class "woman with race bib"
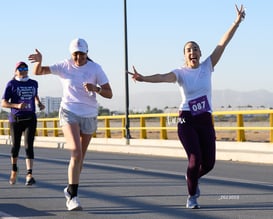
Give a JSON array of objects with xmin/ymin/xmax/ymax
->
[
  {"xmin": 128, "ymin": 4, "xmax": 246, "ymax": 209},
  {"xmin": 1, "ymin": 61, "xmax": 45, "ymax": 186}
]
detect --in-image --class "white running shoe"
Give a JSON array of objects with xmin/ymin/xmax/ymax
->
[
  {"xmin": 66, "ymin": 196, "xmax": 82, "ymax": 211},
  {"xmin": 64, "ymin": 187, "xmax": 71, "ymax": 201},
  {"xmin": 186, "ymin": 195, "xmax": 200, "ymax": 209}
]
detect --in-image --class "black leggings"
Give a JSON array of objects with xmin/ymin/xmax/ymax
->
[
  {"xmin": 10, "ymin": 117, "xmax": 37, "ymax": 159},
  {"xmin": 177, "ymin": 111, "xmax": 216, "ymax": 196}
]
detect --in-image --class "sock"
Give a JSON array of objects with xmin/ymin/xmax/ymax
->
[
  {"xmin": 67, "ymin": 184, "xmax": 79, "ymax": 199},
  {"xmin": 12, "ymin": 164, "xmax": 18, "ymax": 172},
  {"xmin": 27, "ymin": 169, "xmax": 32, "ymax": 175}
]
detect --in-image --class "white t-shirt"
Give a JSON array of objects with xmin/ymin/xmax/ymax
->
[
  {"xmin": 172, "ymin": 57, "xmax": 214, "ymax": 112},
  {"xmin": 50, "ymin": 59, "xmax": 109, "ymax": 117}
]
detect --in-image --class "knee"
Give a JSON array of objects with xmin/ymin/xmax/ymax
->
[
  {"xmin": 71, "ymin": 149, "xmax": 83, "ymax": 161},
  {"xmin": 188, "ymin": 155, "xmax": 201, "ymax": 171}
]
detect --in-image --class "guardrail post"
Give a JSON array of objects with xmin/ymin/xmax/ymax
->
[
  {"xmin": 0, "ymin": 121, "xmax": 4, "ymax": 135},
  {"xmin": 53, "ymin": 120, "xmax": 59, "ymax": 137},
  {"xmin": 236, "ymin": 114, "xmax": 245, "ymax": 142},
  {"xmin": 160, "ymin": 116, "xmax": 167, "ymax": 140},
  {"xmin": 43, "ymin": 120, "xmax": 48, "ymax": 136},
  {"xmin": 122, "ymin": 117, "xmax": 126, "ymax": 138},
  {"xmin": 140, "ymin": 117, "xmax": 147, "ymax": 139},
  {"xmin": 105, "ymin": 118, "xmax": 111, "ymax": 138},
  {"xmin": 269, "ymin": 113, "xmax": 273, "ymax": 143}
]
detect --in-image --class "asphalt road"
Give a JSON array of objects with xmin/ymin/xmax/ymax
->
[{"xmin": 0, "ymin": 144, "xmax": 272, "ymax": 219}]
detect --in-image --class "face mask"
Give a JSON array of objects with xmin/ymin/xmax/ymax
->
[{"xmin": 15, "ymin": 76, "xmax": 29, "ymax": 82}]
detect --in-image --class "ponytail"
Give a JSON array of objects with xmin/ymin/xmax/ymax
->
[{"xmin": 87, "ymin": 56, "xmax": 94, "ymax": 62}]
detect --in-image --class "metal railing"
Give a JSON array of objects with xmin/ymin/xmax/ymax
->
[{"xmin": 0, "ymin": 109, "xmax": 273, "ymax": 142}]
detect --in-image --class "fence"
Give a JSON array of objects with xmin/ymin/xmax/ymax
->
[{"xmin": 0, "ymin": 109, "xmax": 273, "ymax": 143}]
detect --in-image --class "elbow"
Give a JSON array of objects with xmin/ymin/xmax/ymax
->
[
  {"xmin": 33, "ymin": 69, "xmax": 42, "ymax": 75},
  {"xmin": 107, "ymin": 93, "xmax": 113, "ymax": 99},
  {"xmin": 33, "ymin": 65, "xmax": 46, "ymax": 75},
  {"xmin": 109, "ymin": 89, "xmax": 113, "ymax": 99},
  {"xmin": 1, "ymin": 100, "xmax": 7, "ymax": 108},
  {"xmin": 32, "ymin": 69, "xmax": 40, "ymax": 75},
  {"xmin": 100, "ymin": 84, "xmax": 112, "ymax": 99},
  {"xmin": 104, "ymin": 87, "xmax": 113, "ymax": 99},
  {"xmin": 100, "ymin": 92, "xmax": 112, "ymax": 99}
]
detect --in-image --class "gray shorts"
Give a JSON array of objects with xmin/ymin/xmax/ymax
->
[{"xmin": 59, "ymin": 107, "xmax": 97, "ymax": 134}]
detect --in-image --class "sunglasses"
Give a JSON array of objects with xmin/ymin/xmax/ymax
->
[
  {"xmin": 17, "ymin": 67, "xmax": 28, "ymax": 72},
  {"xmin": 72, "ymin": 52, "xmax": 86, "ymax": 56}
]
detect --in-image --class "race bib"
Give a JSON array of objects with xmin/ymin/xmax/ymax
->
[{"xmin": 188, "ymin": 95, "xmax": 211, "ymax": 116}]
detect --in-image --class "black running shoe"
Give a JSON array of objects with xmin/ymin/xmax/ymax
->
[{"xmin": 25, "ymin": 176, "xmax": 36, "ymax": 186}]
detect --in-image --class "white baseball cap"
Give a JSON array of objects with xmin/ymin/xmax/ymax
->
[{"xmin": 69, "ymin": 38, "xmax": 88, "ymax": 54}]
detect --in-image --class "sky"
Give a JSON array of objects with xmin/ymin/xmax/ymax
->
[{"xmin": 1, "ymin": 0, "xmax": 272, "ymax": 111}]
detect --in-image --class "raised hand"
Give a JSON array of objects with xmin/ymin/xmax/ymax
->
[
  {"xmin": 235, "ymin": 4, "xmax": 246, "ymax": 24},
  {"xmin": 127, "ymin": 66, "xmax": 144, "ymax": 82},
  {"xmin": 28, "ymin": 49, "xmax": 42, "ymax": 63}
]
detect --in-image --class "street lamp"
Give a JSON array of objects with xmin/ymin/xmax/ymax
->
[{"xmin": 124, "ymin": 0, "xmax": 131, "ymax": 144}]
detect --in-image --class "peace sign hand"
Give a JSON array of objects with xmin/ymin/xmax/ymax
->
[
  {"xmin": 127, "ymin": 66, "xmax": 144, "ymax": 82},
  {"xmin": 235, "ymin": 4, "xmax": 246, "ymax": 24}
]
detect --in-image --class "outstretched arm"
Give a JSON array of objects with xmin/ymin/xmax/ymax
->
[
  {"xmin": 28, "ymin": 49, "xmax": 51, "ymax": 75},
  {"xmin": 210, "ymin": 4, "xmax": 246, "ymax": 67},
  {"xmin": 128, "ymin": 66, "xmax": 176, "ymax": 83}
]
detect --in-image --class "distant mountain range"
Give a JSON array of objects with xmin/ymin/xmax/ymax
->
[
  {"xmin": 1, "ymin": 89, "xmax": 271, "ymax": 114},
  {"xmin": 99, "ymin": 89, "xmax": 273, "ymax": 111},
  {"xmin": 212, "ymin": 89, "xmax": 273, "ymax": 109}
]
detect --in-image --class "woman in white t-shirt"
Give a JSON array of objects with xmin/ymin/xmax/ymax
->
[
  {"xmin": 129, "ymin": 5, "xmax": 245, "ymax": 209},
  {"xmin": 28, "ymin": 38, "xmax": 113, "ymax": 211}
]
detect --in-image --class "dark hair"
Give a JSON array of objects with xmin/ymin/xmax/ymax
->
[
  {"xmin": 183, "ymin": 41, "xmax": 200, "ymax": 54},
  {"xmin": 87, "ymin": 56, "xmax": 94, "ymax": 62}
]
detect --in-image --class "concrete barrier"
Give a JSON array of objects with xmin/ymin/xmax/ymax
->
[
  {"xmin": 1, "ymin": 135, "xmax": 272, "ymax": 164},
  {"xmin": 90, "ymin": 138, "xmax": 273, "ymax": 164}
]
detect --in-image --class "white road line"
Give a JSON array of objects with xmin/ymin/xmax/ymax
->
[{"xmin": 0, "ymin": 211, "xmax": 19, "ymax": 219}]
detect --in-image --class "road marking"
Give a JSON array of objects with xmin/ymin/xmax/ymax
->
[
  {"xmin": 31, "ymin": 154, "xmax": 273, "ymax": 187},
  {"xmin": 0, "ymin": 211, "xmax": 19, "ymax": 219}
]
